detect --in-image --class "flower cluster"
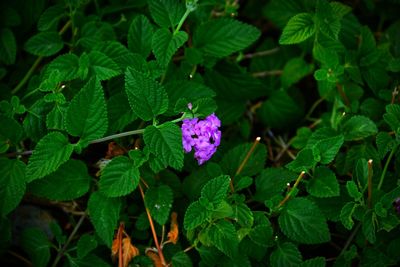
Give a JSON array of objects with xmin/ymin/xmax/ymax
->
[
  {"xmin": 181, "ymin": 113, "xmax": 221, "ymax": 165},
  {"xmin": 394, "ymin": 198, "xmax": 400, "ymax": 214}
]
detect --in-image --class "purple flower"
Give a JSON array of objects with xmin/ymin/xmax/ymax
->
[
  {"xmin": 394, "ymin": 198, "xmax": 400, "ymax": 214},
  {"xmin": 181, "ymin": 113, "xmax": 221, "ymax": 165}
]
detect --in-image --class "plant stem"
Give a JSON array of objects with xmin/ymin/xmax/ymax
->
[
  {"xmin": 251, "ymin": 70, "xmax": 282, "ymax": 77},
  {"xmin": 89, "ymin": 129, "xmax": 145, "ymax": 144},
  {"xmin": 338, "ymin": 222, "xmax": 361, "ymax": 258},
  {"xmin": 138, "ymin": 184, "xmax": 167, "ymax": 266},
  {"xmin": 242, "ymin": 47, "xmax": 280, "ymax": 59},
  {"xmin": 11, "ymin": 20, "xmax": 72, "ymax": 95},
  {"xmin": 174, "ymin": 8, "xmax": 191, "ymax": 35},
  {"xmin": 378, "ymin": 143, "xmax": 398, "ymax": 190},
  {"xmin": 367, "ymin": 159, "xmax": 373, "ymax": 208},
  {"xmin": 230, "ymin": 137, "xmax": 261, "ymax": 192},
  {"xmin": 277, "ymin": 171, "xmax": 306, "ymax": 208},
  {"xmin": 51, "ymin": 212, "xmax": 86, "ymax": 267}
]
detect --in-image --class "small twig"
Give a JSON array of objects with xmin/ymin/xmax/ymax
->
[
  {"xmin": 242, "ymin": 47, "xmax": 280, "ymax": 59},
  {"xmin": 338, "ymin": 222, "xmax": 361, "ymax": 258},
  {"xmin": 378, "ymin": 143, "xmax": 398, "ymax": 190},
  {"xmin": 367, "ymin": 159, "xmax": 373, "ymax": 209},
  {"xmin": 391, "ymin": 86, "xmax": 399, "ymax": 104},
  {"xmin": 336, "ymin": 83, "xmax": 350, "ymax": 107},
  {"xmin": 251, "ymin": 70, "xmax": 282, "ymax": 78},
  {"xmin": 183, "ymin": 245, "xmax": 195, "ymax": 253},
  {"xmin": 277, "ymin": 171, "xmax": 306, "ymax": 208},
  {"xmin": 51, "ymin": 212, "xmax": 87, "ymax": 267},
  {"xmin": 7, "ymin": 250, "xmax": 32, "ymax": 266},
  {"xmin": 89, "ymin": 129, "xmax": 145, "ymax": 144},
  {"xmin": 230, "ymin": 137, "xmax": 261, "ymax": 192},
  {"xmin": 138, "ymin": 184, "xmax": 167, "ymax": 266}
]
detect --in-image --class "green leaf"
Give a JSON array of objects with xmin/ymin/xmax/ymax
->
[
  {"xmin": 24, "ymin": 31, "xmax": 63, "ymax": 56},
  {"xmin": 21, "ymin": 228, "xmax": 50, "ymax": 267},
  {"xmin": 78, "ymin": 21, "xmax": 116, "ymax": 50},
  {"xmin": 201, "ymin": 175, "xmax": 230, "ymax": 205},
  {"xmin": 330, "ymin": 2, "xmax": 352, "ymax": 18},
  {"xmin": 88, "ymin": 51, "xmax": 121, "ymax": 80},
  {"xmin": 149, "ymin": 0, "xmax": 185, "ymax": 28},
  {"xmin": 0, "ymin": 159, "xmax": 26, "ymax": 216},
  {"xmin": 249, "ymin": 224, "xmax": 273, "ymax": 247},
  {"xmin": 383, "ymin": 104, "xmax": 400, "ymax": 133},
  {"xmin": 0, "ymin": 28, "xmax": 16, "ymax": 64},
  {"xmin": 362, "ymin": 211, "xmax": 376, "ymax": 243},
  {"xmin": 44, "ymin": 53, "xmax": 80, "ymax": 81},
  {"xmin": 340, "ymin": 115, "xmax": 378, "ymax": 141},
  {"xmin": 254, "ymin": 168, "xmax": 297, "ymax": 202},
  {"xmin": 340, "ymin": 202, "xmax": 357, "ymax": 230},
  {"xmin": 28, "ymin": 159, "xmax": 90, "ymax": 201},
  {"xmin": 194, "ymin": 18, "xmax": 260, "ymax": 58},
  {"xmin": 88, "ymin": 192, "xmax": 121, "ymax": 247},
  {"xmin": 99, "ymin": 156, "xmax": 140, "ymax": 197},
  {"xmin": 376, "ymin": 132, "xmax": 395, "ymax": 159},
  {"xmin": 107, "ymin": 92, "xmax": 137, "ymax": 133},
  {"xmin": 281, "ymin": 57, "xmax": 314, "ymax": 88},
  {"xmin": 279, "ymin": 13, "xmax": 315, "ymax": 44},
  {"xmin": 77, "ymin": 234, "xmax": 98, "ymax": 259},
  {"xmin": 66, "ymin": 78, "xmax": 108, "ymax": 145},
  {"xmin": 346, "ymin": 181, "xmax": 362, "ymax": 201},
  {"xmin": 279, "ymin": 198, "xmax": 330, "ymax": 244},
  {"xmin": 258, "ymin": 90, "xmax": 304, "ymax": 130},
  {"xmin": 220, "ymin": 142, "xmax": 267, "ymax": 177},
  {"xmin": 23, "ymin": 99, "xmax": 52, "ymax": 143},
  {"xmin": 286, "ymin": 148, "xmax": 316, "ymax": 173},
  {"xmin": 125, "ymin": 67, "xmax": 168, "ymax": 121},
  {"xmin": 270, "ymin": 242, "xmax": 302, "ymax": 267},
  {"xmin": 300, "ymin": 257, "xmax": 326, "ymax": 267},
  {"xmin": 37, "ymin": 4, "xmax": 65, "ymax": 31},
  {"xmin": 0, "ymin": 114, "xmax": 23, "ymax": 146},
  {"xmin": 208, "ymin": 220, "xmax": 238, "ymax": 258},
  {"xmin": 128, "ymin": 15, "xmax": 154, "ymax": 57},
  {"xmin": 152, "ymin": 29, "xmax": 188, "ymax": 67},
  {"xmin": 354, "ymin": 158, "xmax": 368, "ymax": 189},
  {"xmin": 26, "ymin": 132, "xmax": 74, "ymax": 182},
  {"xmin": 172, "ymin": 251, "xmax": 193, "ymax": 267},
  {"xmin": 184, "ymin": 200, "xmax": 211, "ymax": 230},
  {"xmin": 307, "ymin": 166, "xmax": 339, "ymax": 198},
  {"xmin": 143, "ymin": 122, "xmax": 183, "ymax": 170},
  {"xmin": 145, "ymin": 184, "xmax": 173, "ymax": 225},
  {"xmin": 93, "ymin": 41, "xmax": 139, "ymax": 71},
  {"xmin": 306, "ymin": 127, "xmax": 344, "ymax": 164}
]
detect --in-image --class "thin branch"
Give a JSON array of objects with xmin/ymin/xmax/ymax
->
[
  {"xmin": 242, "ymin": 47, "xmax": 280, "ymax": 59},
  {"xmin": 89, "ymin": 129, "xmax": 145, "ymax": 144},
  {"xmin": 277, "ymin": 171, "xmax": 306, "ymax": 208},
  {"xmin": 252, "ymin": 70, "xmax": 282, "ymax": 78}
]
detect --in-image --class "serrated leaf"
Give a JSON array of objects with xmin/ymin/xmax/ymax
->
[
  {"xmin": 208, "ymin": 220, "xmax": 238, "ymax": 258},
  {"xmin": 279, "ymin": 13, "xmax": 315, "ymax": 44},
  {"xmin": 23, "ymin": 99, "xmax": 52, "ymax": 143},
  {"xmin": 125, "ymin": 67, "xmax": 168, "ymax": 121},
  {"xmin": 306, "ymin": 127, "xmax": 344, "ymax": 164},
  {"xmin": 0, "ymin": 114, "xmax": 23, "ymax": 145},
  {"xmin": 354, "ymin": 158, "xmax": 368, "ymax": 189},
  {"xmin": 281, "ymin": 57, "xmax": 314, "ymax": 88},
  {"xmin": 172, "ymin": 251, "xmax": 192, "ymax": 267},
  {"xmin": 0, "ymin": 28, "xmax": 17, "ymax": 64},
  {"xmin": 28, "ymin": 159, "xmax": 90, "ymax": 201},
  {"xmin": 0, "ymin": 159, "xmax": 26, "ymax": 216},
  {"xmin": 37, "ymin": 4, "xmax": 65, "ymax": 31},
  {"xmin": 254, "ymin": 168, "xmax": 297, "ymax": 202},
  {"xmin": 152, "ymin": 29, "xmax": 187, "ymax": 67},
  {"xmin": 88, "ymin": 192, "xmax": 121, "ymax": 247},
  {"xmin": 143, "ymin": 122, "xmax": 183, "ymax": 170},
  {"xmin": 65, "ymin": 78, "xmax": 108, "ymax": 145},
  {"xmin": 270, "ymin": 242, "xmax": 302, "ymax": 267},
  {"xmin": 26, "ymin": 132, "xmax": 74, "ymax": 182},
  {"xmin": 93, "ymin": 41, "xmax": 138, "ymax": 71},
  {"xmin": 383, "ymin": 104, "xmax": 400, "ymax": 133},
  {"xmin": 24, "ymin": 31, "xmax": 63, "ymax": 56},
  {"xmin": 184, "ymin": 200, "xmax": 210, "ymax": 230},
  {"xmin": 21, "ymin": 228, "xmax": 50, "ymax": 267},
  {"xmin": 78, "ymin": 21, "xmax": 116, "ymax": 50},
  {"xmin": 77, "ymin": 234, "xmax": 98, "ymax": 259},
  {"xmin": 220, "ymin": 142, "xmax": 267, "ymax": 177},
  {"xmin": 340, "ymin": 202, "xmax": 357, "ymax": 230},
  {"xmin": 279, "ymin": 198, "xmax": 330, "ymax": 244},
  {"xmin": 194, "ymin": 18, "xmax": 260, "ymax": 58},
  {"xmin": 44, "ymin": 53, "xmax": 80, "ymax": 82},
  {"xmin": 145, "ymin": 185, "xmax": 173, "ymax": 225},
  {"xmin": 286, "ymin": 148, "xmax": 316, "ymax": 173},
  {"xmin": 249, "ymin": 224, "xmax": 273, "ymax": 247},
  {"xmin": 346, "ymin": 180, "xmax": 362, "ymax": 201},
  {"xmin": 341, "ymin": 115, "xmax": 377, "ymax": 141},
  {"xmin": 307, "ymin": 166, "xmax": 339, "ymax": 198},
  {"xmin": 149, "ymin": 0, "xmax": 185, "ymax": 28},
  {"xmin": 300, "ymin": 257, "xmax": 326, "ymax": 267},
  {"xmin": 99, "ymin": 156, "xmax": 140, "ymax": 197},
  {"xmin": 376, "ymin": 132, "xmax": 394, "ymax": 159},
  {"xmin": 201, "ymin": 175, "xmax": 230, "ymax": 205},
  {"xmin": 88, "ymin": 51, "xmax": 121, "ymax": 80},
  {"xmin": 362, "ymin": 211, "xmax": 376, "ymax": 243},
  {"xmin": 128, "ymin": 15, "xmax": 153, "ymax": 57}
]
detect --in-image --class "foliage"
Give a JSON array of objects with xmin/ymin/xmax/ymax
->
[{"xmin": 1, "ymin": 0, "xmax": 400, "ymax": 266}]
